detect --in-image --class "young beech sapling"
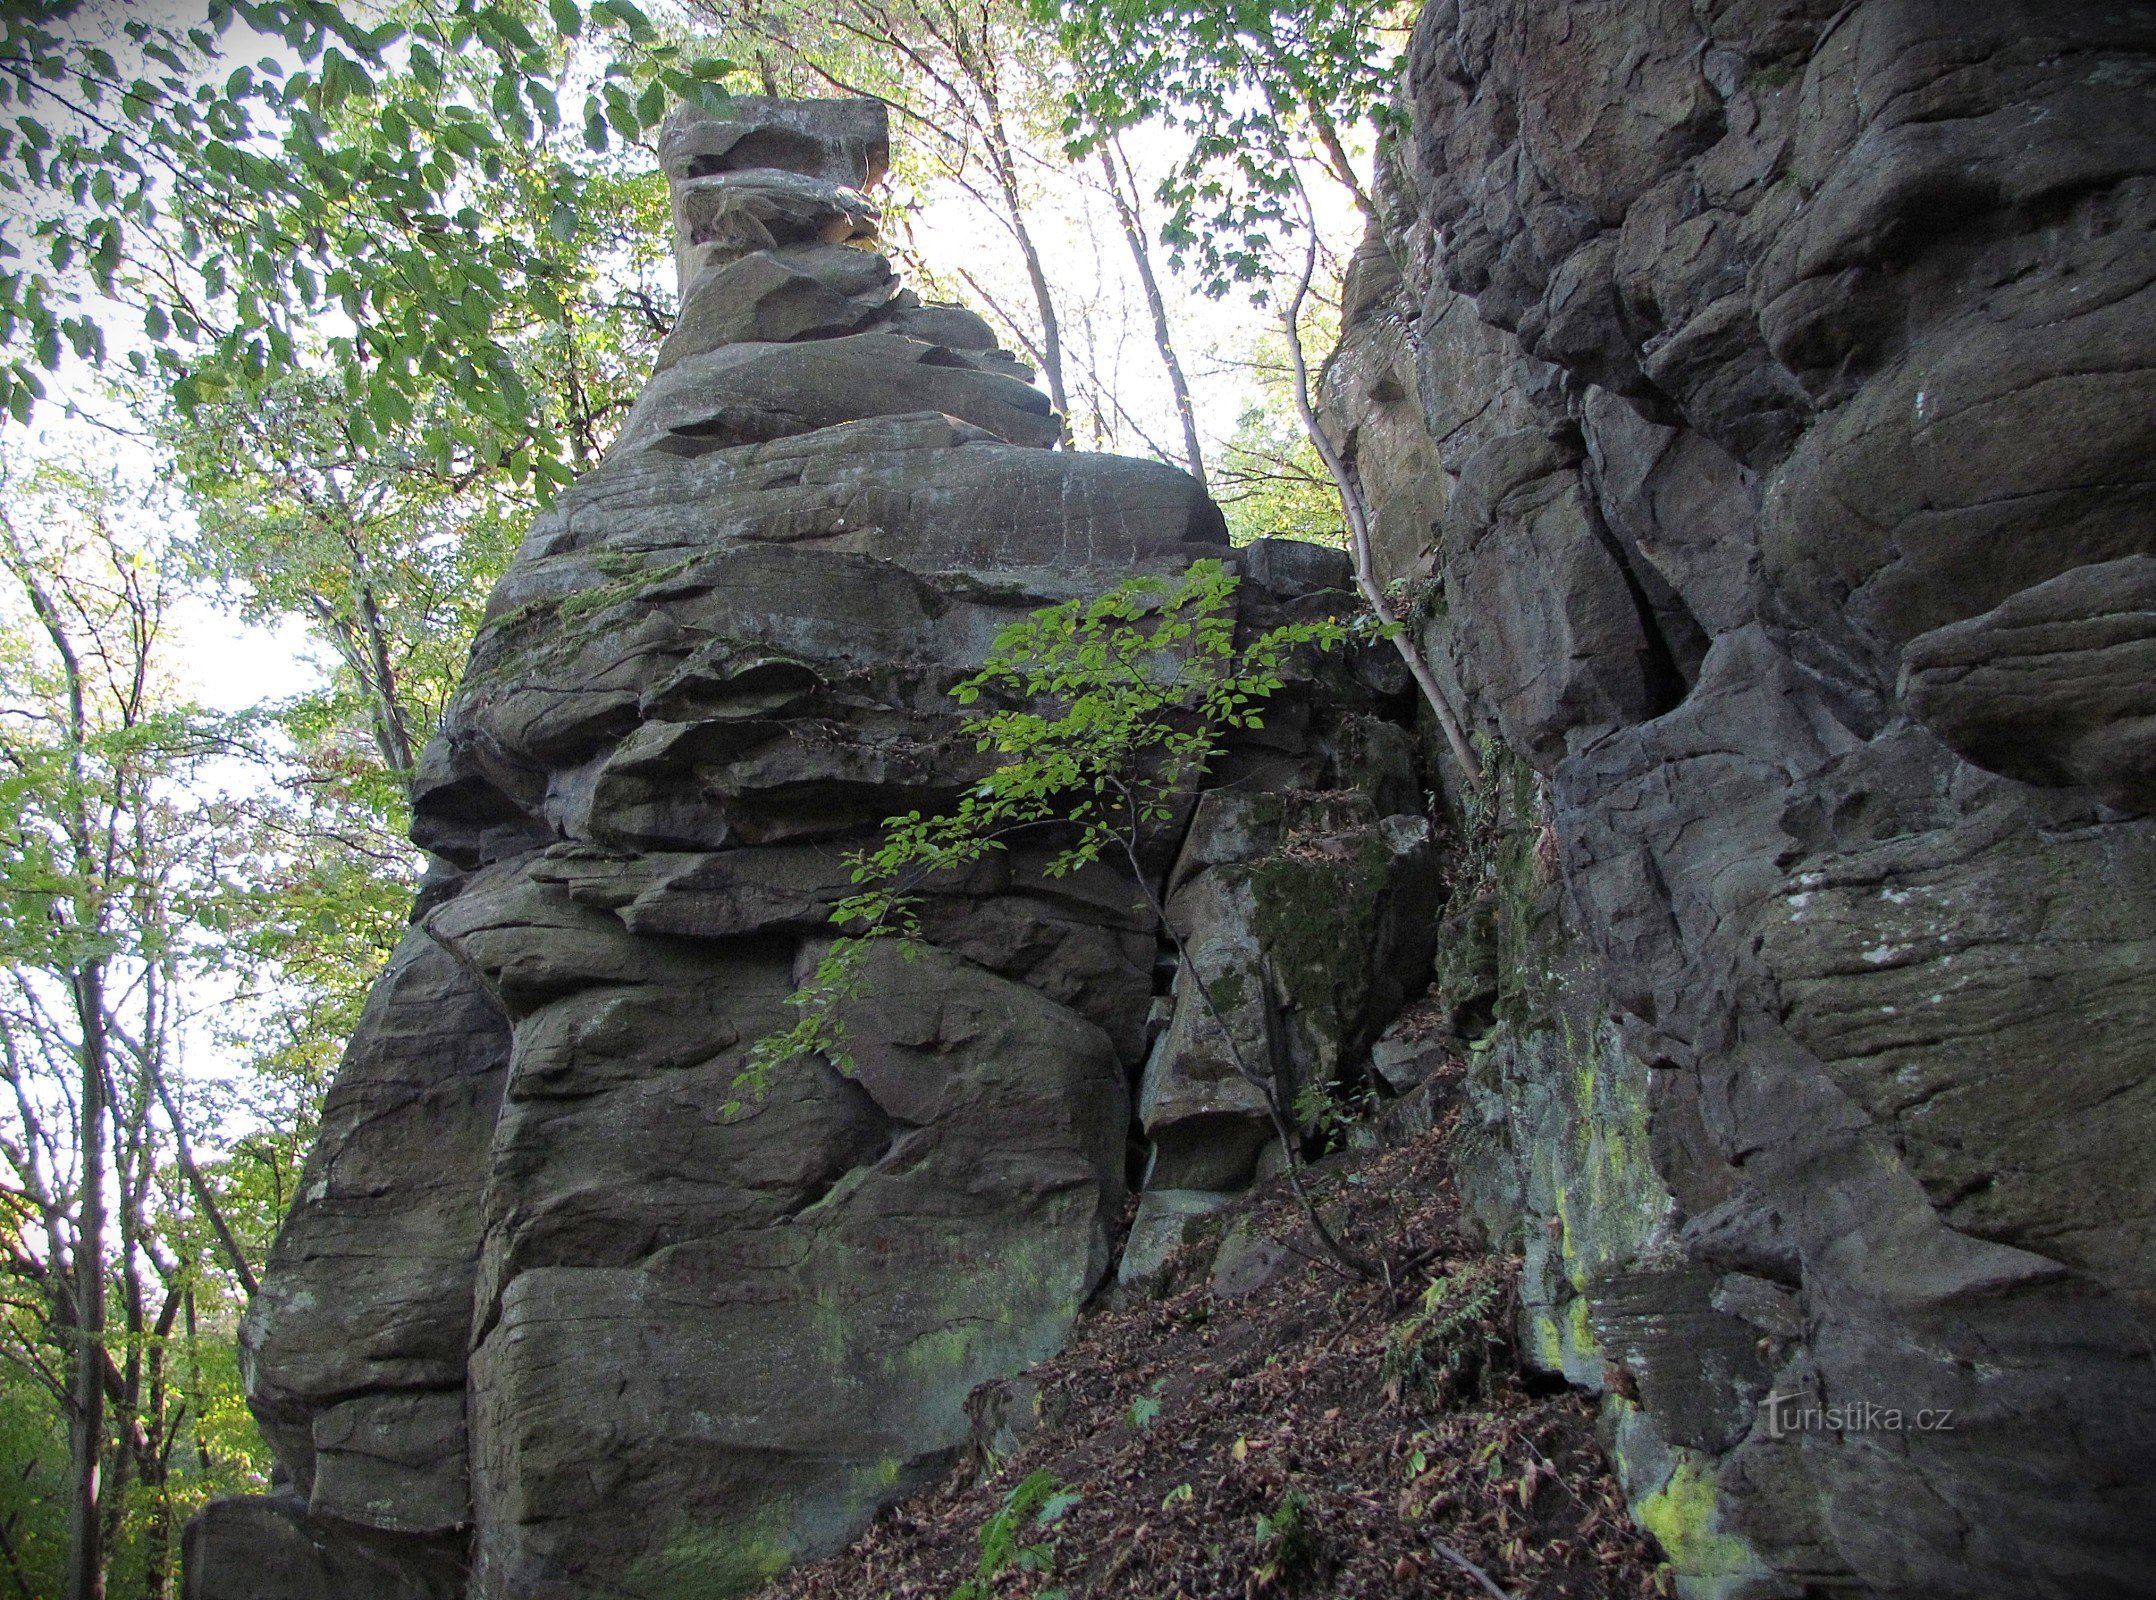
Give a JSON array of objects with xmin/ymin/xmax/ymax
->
[{"xmin": 737, "ymin": 557, "xmax": 1386, "ymax": 1279}]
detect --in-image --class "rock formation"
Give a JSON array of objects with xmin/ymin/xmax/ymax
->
[
  {"xmin": 190, "ymin": 11, "xmax": 2156, "ymax": 1592},
  {"xmin": 189, "ymin": 98, "xmax": 1430, "ymax": 1599},
  {"xmin": 1322, "ymin": 3, "xmax": 2156, "ymax": 1595}
]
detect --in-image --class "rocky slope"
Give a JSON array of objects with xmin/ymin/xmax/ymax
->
[
  {"xmin": 186, "ymin": 99, "xmax": 1437, "ymax": 1600},
  {"xmin": 760, "ymin": 1127, "xmax": 1672, "ymax": 1600},
  {"xmin": 1319, "ymin": 2, "xmax": 2156, "ymax": 1595}
]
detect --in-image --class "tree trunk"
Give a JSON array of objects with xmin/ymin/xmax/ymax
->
[
  {"xmin": 1098, "ymin": 138, "xmax": 1206, "ymax": 490},
  {"xmin": 65, "ymin": 960, "xmax": 109, "ymax": 1600},
  {"xmin": 1280, "ymin": 226, "xmax": 1481, "ymax": 781},
  {"xmin": 967, "ymin": 51, "xmax": 1070, "ymax": 441},
  {"xmin": 986, "ymin": 137, "xmax": 1069, "ymax": 438}
]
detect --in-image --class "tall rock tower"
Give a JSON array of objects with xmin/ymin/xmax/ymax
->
[{"xmin": 187, "ymin": 97, "xmax": 1241, "ymax": 1600}]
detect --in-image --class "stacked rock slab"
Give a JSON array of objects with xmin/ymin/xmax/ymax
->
[
  {"xmin": 1322, "ymin": 5, "xmax": 2156, "ymax": 1596},
  {"xmin": 192, "ymin": 98, "xmax": 1235, "ymax": 1600}
]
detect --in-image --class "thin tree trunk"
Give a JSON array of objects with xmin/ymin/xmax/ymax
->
[
  {"xmin": 1280, "ymin": 220, "xmax": 1481, "ymax": 781},
  {"xmin": 114, "ymin": 1008, "xmax": 257, "ymax": 1297},
  {"xmin": 136, "ymin": 1289, "xmax": 181, "ymax": 1600},
  {"xmin": 1098, "ymin": 138, "xmax": 1206, "ymax": 490},
  {"xmin": 66, "ymin": 961, "xmax": 109, "ymax": 1600},
  {"xmin": 1303, "ymin": 96, "xmax": 1375, "ymax": 221},
  {"xmin": 966, "ymin": 44, "xmax": 1070, "ymax": 440},
  {"xmin": 352, "ymin": 571, "xmax": 416, "ymax": 789},
  {"xmin": 987, "ymin": 145, "xmax": 1068, "ymax": 437},
  {"xmin": 0, "ymin": 1495, "xmax": 39, "ymax": 1600}
]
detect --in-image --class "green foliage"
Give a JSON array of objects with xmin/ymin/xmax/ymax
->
[
  {"xmin": 1047, "ymin": 0, "xmax": 1406, "ymax": 292},
  {"xmin": 1380, "ymin": 1260, "xmax": 1508, "ymax": 1410},
  {"xmin": 0, "ymin": 447, "xmax": 282, "ymax": 1597},
  {"xmin": 1125, "ymin": 1376, "xmax": 1167, "ymax": 1430},
  {"xmin": 1291, "ymin": 1079, "xmax": 1358, "ymax": 1146},
  {"xmin": 737, "ymin": 559, "xmax": 1357, "ymax": 1104},
  {"xmin": 949, "ymin": 1468, "xmax": 1081, "ymax": 1600},
  {"xmin": 1252, "ymin": 1487, "xmax": 1318, "ymax": 1588},
  {"xmin": 0, "ymin": 1, "xmax": 724, "ymax": 486},
  {"xmin": 158, "ymin": 364, "xmax": 529, "ymax": 803},
  {"xmin": 1217, "ymin": 386, "xmax": 1344, "ymax": 548}
]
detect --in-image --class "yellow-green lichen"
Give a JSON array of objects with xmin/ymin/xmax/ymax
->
[
  {"xmin": 1632, "ymin": 1454, "xmax": 1760, "ymax": 1579},
  {"xmin": 1529, "ymin": 1308, "xmax": 1566, "ymax": 1370}
]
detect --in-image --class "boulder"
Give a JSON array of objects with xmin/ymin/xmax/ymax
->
[
  {"xmin": 238, "ymin": 929, "xmax": 508, "ymax": 1491},
  {"xmin": 1117, "ymin": 1188, "xmax": 1236, "ymax": 1286},
  {"xmin": 183, "ymin": 1497, "xmax": 465, "ymax": 1600},
  {"xmin": 655, "ymin": 247, "xmax": 892, "ymax": 370},
  {"xmin": 463, "ymin": 942, "xmax": 1126, "ymax": 1596},
  {"xmin": 659, "ymin": 96, "xmax": 888, "ymax": 291}
]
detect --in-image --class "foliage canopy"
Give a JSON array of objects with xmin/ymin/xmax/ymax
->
[
  {"xmin": 1046, "ymin": 0, "xmax": 1405, "ymax": 292},
  {"xmin": 0, "ymin": 0, "xmax": 724, "ymax": 487}
]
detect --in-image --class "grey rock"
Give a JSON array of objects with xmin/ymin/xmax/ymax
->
[
  {"xmin": 1369, "ymin": 1018, "xmax": 1446, "ymax": 1093},
  {"xmin": 879, "ymin": 300, "xmax": 1000, "ymax": 351},
  {"xmin": 1208, "ymin": 1218, "xmax": 1294, "ymax": 1300},
  {"xmin": 670, "ymin": 170, "xmax": 880, "ymax": 285},
  {"xmin": 1238, "ymin": 534, "xmax": 1354, "ymax": 600},
  {"xmin": 661, "ymin": 96, "xmax": 888, "ymax": 188},
  {"xmin": 463, "ymin": 940, "xmax": 1125, "ymax": 1596},
  {"xmin": 1118, "ymin": 1188, "xmax": 1236, "ymax": 1286},
  {"xmin": 964, "ymin": 1375, "xmax": 1045, "ymax": 1474},
  {"xmin": 1710, "ymin": 1274, "xmax": 1803, "ymax": 1342},
  {"xmin": 310, "ymin": 1390, "xmax": 471, "ymax": 1535},
  {"xmin": 238, "ymin": 930, "xmax": 508, "ymax": 1490},
  {"xmin": 1319, "ymin": 5, "xmax": 2156, "ymax": 1593},
  {"xmin": 612, "ymin": 332, "xmax": 1063, "ymax": 455},
  {"xmin": 1901, "ymin": 554, "xmax": 2156, "ymax": 810},
  {"xmin": 1137, "ymin": 871, "xmax": 1279, "ymax": 1191},
  {"xmin": 183, "ymin": 1496, "xmax": 465, "ymax": 1600},
  {"xmin": 656, "ymin": 247, "xmax": 893, "ymax": 370},
  {"xmin": 202, "ymin": 95, "xmax": 1428, "ymax": 1600},
  {"xmin": 1589, "ymin": 1267, "xmax": 1771, "ymax": 1457}
]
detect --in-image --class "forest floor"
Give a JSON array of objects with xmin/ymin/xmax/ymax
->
[{"xmin": 757, "ymin": 1103, "xmax": 1670, "ymax": 1600}]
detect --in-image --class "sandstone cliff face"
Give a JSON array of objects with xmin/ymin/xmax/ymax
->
[
  {"xmin": 1323, "ymin": 3, "xmax": 2156, "ymax": 1594},
  {"xmin": 190, "ymin": 99, "xmax": 1428, "ymax": 1600}
]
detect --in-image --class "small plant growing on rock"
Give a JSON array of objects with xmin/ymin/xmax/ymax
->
[
  {"xmin": 738, "ymin": 558, "xmax": 1385, "ymax": 1278},
  {"xmin": 735, "ymin": 557, "xmax": 1343, "ymax": 1100}
]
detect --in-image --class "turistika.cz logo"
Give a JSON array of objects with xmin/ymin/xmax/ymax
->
[{"xmin": 1760, "ymin": 1392, "xmax": 1956, "ymax": 1439}]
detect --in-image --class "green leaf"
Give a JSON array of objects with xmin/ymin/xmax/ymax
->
[{"xmin": 634, "ymin": 79, "xmax": 665, "ymax": 129}]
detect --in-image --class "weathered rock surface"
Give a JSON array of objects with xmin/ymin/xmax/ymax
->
[
  {"xmin": 1324, "ymin": 3, "xmax": 2156, "ymax": 1594},
  {"xmin": 196, "ymin": 96, "xmax": 1430, "ymax": 1600},
  {"xmin": 182, "ymin": 1496, "xmax": 465, "ymax": 1600}
]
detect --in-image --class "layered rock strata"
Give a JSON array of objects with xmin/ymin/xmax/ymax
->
[
  {"xmin": 1323, "ymin": 4, "xmax": 2156, "ymax": 1595},
  {"xmin": 193, "ymin": 98, "xmax": 1431, "ymax": 1600}
]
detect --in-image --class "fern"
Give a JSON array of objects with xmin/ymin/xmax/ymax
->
[{"xmin": 1380, "ymin": 1262, "xmax": 1506, "ymax": 1408}]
